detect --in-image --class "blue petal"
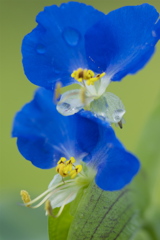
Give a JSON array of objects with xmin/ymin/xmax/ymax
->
[
  {"xmin": 95, "ymin": 147, "xmax": 140, "ymax": 191},
  {"xmin": 85, "ymin": 4, "xmax": 160, "ymax": 80},
  {"xmin": 22, "ymin": 2, "xmax": 104, "ymax": 89},
  {"xmin": 81, "ymin": 111, "xmax": 140, "ymax": 190},
  {"xmin": 12, "ymin": 88, "xmax": 100, "ymax": 169}
]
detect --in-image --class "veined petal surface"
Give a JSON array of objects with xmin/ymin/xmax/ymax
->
[
  {"xmin": 85, "ymin": 4, "xmax": 160, "ymax": 80},
  {"xmin": 12, "ymin": 89, "xmax": 140, "ymax": 190},
  {"xmin": 12, "ymin": 88, "xmax": 100, "ymax": 168},
  {"xmin": 80, "ymin": 111, "xmax": 140, "ymax": 191},
  {"xmin": 22, "ymin": 2, "xmax": 104, "ymax": 89}
]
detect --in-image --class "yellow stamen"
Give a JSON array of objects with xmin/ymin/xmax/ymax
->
[
  {"xmin": 22, "ymin": 181, "xmax": 74, "ymax": 209},
  {"xmin": 80, "ymin": 87, "xmax": 86, "ymax": 104},
  {"xmin": 66, "ymin": 157, "xmax": 76, "ymax": 164},
  {"xmin": 71, "ymin": 68, "xmax": 105, "ymax": 86},
  {"xmin": 86, "ymin": 72, "xmax": 106, "ymax": 86},
  {"xmin": 69, "ymin": 171, "xmax": 77, "ymax": 179},
  {"xmin": 54, "ymin": 82, "xmax": 62, "ymax": 102},
  {"xmin": 46, "ymin": 193, "xmax": 74, "ymax": 218},
  {"xmin": 45, "ymin": 200, "xmax": 53, "ymax": 216},
  {"xmin": 75, "ymin": 165, "xmax": 83, "ymax": 173},
  {"xmin": 20, "ymin": 190, "xmax": 31, "ymax": 206},
  {"xmin": 57, "ymin": 157, "xmax": 66, "ymax": 164},
  {"xmin": 64, "ymin": 164, "xmax": 72, "ymax": 172},
  {"xmin": 56, "ymin": 157, "xmax": 82, "ymax": 179},
  {"xmin": 65, "ymin": 157, "xmax": 76, "ymax": 172},
  {"xmin": 56, "ymin": 164, "xmax": 69, "ymax": 177},
  {"xmin": 69, "ymin": 165, "xmax": 83, "ymax": 179},
  {"xmin": 85, "ymin": 70, "xmax": 94, "ymax": 79}
]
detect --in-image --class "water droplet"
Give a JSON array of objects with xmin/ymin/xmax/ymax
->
[
  {"xmin": 56, "ymin": 90, "xmax": 84, "ymax": 116},
  {"xmin": 90, "ymin": 92, "xmax": 126, "ymax": 124},
  {"xmin": 57, "ymin": 101, "xmax": 82, "ymax": 116},
  {"xmin": 36, "ymin": 44, "xmax": 46, "ymax": 54},
  {"xmin": 113, "ymin": 109, "xmax": 125, "ymax": 122},
  {"xmin": 62, "ymin": 27, "xmax": 80, "ymax": 46}
]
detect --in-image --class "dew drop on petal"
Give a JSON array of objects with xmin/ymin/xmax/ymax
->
[
  {"xmin": 62, "ymin": 27, "xmax": 80, "ymax": 46},
  {"xmin": 36, "ymin": 44, "xmax": 46, "ymax": 54},
  {"xmin": 56, "ymin": 90, "xmax": 84, "ymax": 116},
  {"xmin": 90, "ymin": 92, "xmax": 126, "ymax": 124},
  {"xmin": 113, "ymin": 109, "xmax": 125, "ymax": 122}
]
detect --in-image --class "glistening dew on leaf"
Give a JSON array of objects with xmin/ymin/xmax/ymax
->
[
  {"xmin": 22, "ymin": 2, "xmax": 160, "ymax": 123},
  {"xmin": 12, "ymin": 88, "xmax": 140, "ymax": 216}
]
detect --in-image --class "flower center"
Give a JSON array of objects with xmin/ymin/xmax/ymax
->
[
  {"xmin": 20, "ymin": 157, "xmax": 86, "ymax": 217},
  {"xmin": 56, "ymin": 157, "xmax": 83, "ymax": 179},
  {"xmin": 71, "ymin": 68, "xmax": 105, "ymax": 86}
]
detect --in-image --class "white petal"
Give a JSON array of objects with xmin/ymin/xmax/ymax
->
[
  {"xmin": 90, "ymin": 92, "xmax": 126, "ymax": 123},
  {"xmin": 48, "ymin": 174, "xmax": 62, "ymax": 189},
  {"xmin": 49, "ymin": 186, "xmax": 80, "ymax": 208},
  {"xmin": 56, "ymin": 89, "xmax": 93, "ymax": 116},
  {"xmin": 97, "ymin": 76, "xmax": 111, "ymax": 96}
]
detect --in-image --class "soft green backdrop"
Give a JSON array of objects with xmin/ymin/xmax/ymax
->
[{"xmin": 0, "ymin": 0, "xmax": 160, "ymax": 239}]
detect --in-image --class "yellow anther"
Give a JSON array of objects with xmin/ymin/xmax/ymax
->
[
  {"xmin": 64, "ymin": 164, "xmax": 72, "ymax": 172},
  {"xmin": 57, "ymin": 157, "xmax": 66, "ymax": 165},
  {"xmin": 56, "ymin": 164, "xmax": 68, "ymax": 177},
  {"xmin": 70, "ymin": 157, "xmax": 76, "ymax": 163},
  {"xmin": 99, "ymin": 72, "xmax": 106, "ymax": 78},
  {"xmin": 69, "ymin": 170, "xmax": 77, "ymax": 179},
  {"xmin": 56, "ymin": 157, "xmax": 68, "ymax": 177},
  {"xmin": 80, "ymin": 87, "xmax": 86, "ymax": 104},
  {"xmin": 71, "ymin": 68, "xmax": 105, "ymax": 85},
  {"xmin": 75, "ymin": 165, "xmax": 83, "ymax": 173},
  {"xmin": 71, "ymin": 70, "xmax": 77, "ymax": 79},
  {"xmin": 86, "ymin": 72, "xmax": 106, "ymax": 86},
  {"xmin": 56, "ymin": 157, "xmax": 82, "ymax": 179},
  {"xmin": 85, "ymin": 70, "xmax": 94, "ymax": 79},
  {"xmin": 64, "ymin": 157, "xmax": 76, "ymax": 172},
  {"xmin": 69, "ymin": 165, "xmax": 83, "ymax": 179},
  {"xmin": 54, "ymin": 82, "xmax": 62, "ymax": 102},
  {"xmin": 71, "ymin": 68, "xmax": 84, "ymax": 82},
  {"xmin": 45, "ymin": 200, "xmax": 53, "ymax": 216},
  {"xmin": 66, "ymin": 157, "xmax": 76, "ymax": 164},
  {"xmin": 20, "ymin": 190, "xmax": 31, "ymax": 206}
]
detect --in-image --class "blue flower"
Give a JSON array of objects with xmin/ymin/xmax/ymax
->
[
  {"xmin": 21, "ymin": 2, "xmax": 160, "ymax": 122},
  {"xmin": 22, "ymin": 2, "xmax": 160, "ymax": 90},
  {"xmin": 12, "ymin": 88, "xmax": 140, "ymax": 191}
]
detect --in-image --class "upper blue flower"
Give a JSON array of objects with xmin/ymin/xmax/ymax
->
[
  {"xmin": 22, "ymin": 2, "xmax": 160, "ymax": 90},
  {"xmin": 12, "ymin": 88, "xmax": 140, "ymax": 191}
]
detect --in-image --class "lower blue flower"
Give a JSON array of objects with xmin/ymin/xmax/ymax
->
[{"xmin": 12, "ymin": 88, "xmax": 140, "ymax": 192}]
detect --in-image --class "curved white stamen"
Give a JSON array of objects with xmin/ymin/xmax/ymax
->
[
  {"xmin": 31, "ymin": 183, "xmax": 76, "ymax": 209},
  {"xmin": 23, "ymin": 180, "xmax": 74, "ymax": 207},
  {"xmin": 31, "ymin": 191, "xmax": 57, "ymax": 209},
  {"xmin": 53, "ymin": 193, "xmax": 75, "ymax": 218}
]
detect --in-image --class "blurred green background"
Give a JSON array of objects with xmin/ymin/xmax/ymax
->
[{"xmin": 0, "ymin": 0, "xmax": 160, "ymax": 239}]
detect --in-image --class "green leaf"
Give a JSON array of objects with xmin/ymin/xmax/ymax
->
[
  {"xmin": 133, "ymin": 229, "xmax": 152, "ymax": 240},
  {"xmin": 136, "ymin": 102, "xmax": 160, "ymax": 190},
  {"xmin": 67, "ymin": 182, "xmax": 139, "ymax": 240},
  {"xmin": 48, "ymin": 203, "xmax": 73, "ymax": 240},
  {"xmin": 132, "ymin": 102, "xmax": 160, "ymax": 239}
]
